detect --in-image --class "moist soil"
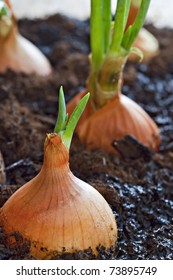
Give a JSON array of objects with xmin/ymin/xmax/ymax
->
[{"xmin": 0, "ymin": 14, "xmax": 173, "ymax": 260}]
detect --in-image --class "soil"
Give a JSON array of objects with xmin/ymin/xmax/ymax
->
[{"xmin": 0, "ymin": 14, "xmax": 173, "ymax": 260}]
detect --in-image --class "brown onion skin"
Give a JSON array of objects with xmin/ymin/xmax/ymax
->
[
  {"xmin": 0, "ymin": 134, "xmax": 117, "ymax": 259},
  {"xmin": 67, "ymin": 91, "xmax": 161, "ymax": 153}
]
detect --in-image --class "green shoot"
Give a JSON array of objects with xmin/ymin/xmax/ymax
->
[
  {"xmin": 54, "ymin": 87, "xmax": 90, "ymax": 150},
  {"xmin": 90, "ymin": 0, "xmax": 104, "ymax": 72},
  {"xmin": 103, "ymin": 0, "xmax": 111, "ymax": 53},
  {"xmin": 90, "ymin": 0, "xmax": 151, "ymax": 60},
  {"xmin": 54, "ymin": 86, "xmax": 68, "ymax": 134},
  {"xmin": 122, "ymin": 0, "xmax": 150, "ymax": 51},
  {"xmin": 88, "ymin": 0, "xmax": 151, "ymax": 103},
  {"xmin": 109, "ymin": 0, "xmax": 131, "ymax": 53},
  {"xmin": 131, "ymin": 0, "xmax": 142, "ymax": 7},
  {"xmin": 0, "ymin": 1, "xmax": 11, "ymax": 17}
]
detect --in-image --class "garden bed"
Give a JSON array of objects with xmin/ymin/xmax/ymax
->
[{"xmin": 0, "ymin": 14, "xmax": 173, "ymax": 259}]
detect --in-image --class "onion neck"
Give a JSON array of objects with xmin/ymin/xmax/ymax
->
[
  {"xmin": 42, "ymin": 133, "xmax": 69, "ymax": 170},
  {"xmin": 0, "ymin": 1, "xmax": 18, "ymax": 46},
  {"xmin": 88, "ymin": 54, "xmax": 128, "ymax": 109},
  {"xmin": 0, "ymin": 18, "xmax": 17, "ymax": 47}
]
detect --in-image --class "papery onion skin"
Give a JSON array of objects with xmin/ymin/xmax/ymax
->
[
  {"xmin": 0, "ymin": 26, "xmax": 52, "ymax": 76},
  {"xmin": 129, "ymin": 28, "xmax": 159, "ymax": 62},
  {"xmin": 0, "ymin": 134, "xmax": 117, "ymax": 259},
  {"xmin": 0, "ymin": 1, "xmax": 52, "ymax": 76},
  {"xmin": 67, "ymin": 91, "xmax": 161, "ymax": 153}
]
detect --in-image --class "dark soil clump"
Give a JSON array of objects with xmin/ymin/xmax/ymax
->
[{"xmin": 0, "ymin": 14, "xmax": 173, "ymax": 259}]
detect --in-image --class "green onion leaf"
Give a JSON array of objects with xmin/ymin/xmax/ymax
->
[
  {"xmin": 122, "ymin": 0, "xmax": 150, "ymax": 51},
  {"xmin": 109, "ymin": 0, "xmax": 131, "ymax": 53},
  {"xmin": 0, "ymin": 1, "xmax": 11, "ymax": 17},
  {"xmin": 54, "ymin": 87, "xmax": 90, "ymax": 150},
  {"xmin": 103, "ymin": 0, "xmax": 111, "ymax": 53},
  {"xmin": 132, "ymin": 0, "xmax": 142, "ymax": 8},
  {"xmin": 90, "ymin": 0, "xmax": 104, "ymax": 71},
  {"xmin": 54, "ymin": 86, "xmax": 67, "ymax": 134},
  {"xmin": 62, "ymin": 93, "xmax": 90, "ymax": 150}
]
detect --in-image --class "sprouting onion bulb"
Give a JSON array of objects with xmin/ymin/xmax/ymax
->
[
  {"xmin": 126, "ymin": 0, "xmax": 159, "ymax": 62},
  {"xmin": 0, "ymin": 87, "xmax": 117, "ymax": 259},
  {"xmin": 67, "ymin": 0, "xmax": 160, "ymax": 153},
  {"xmin": 0, "ymin": 0, "xmax": 52, "ymax": 75}
]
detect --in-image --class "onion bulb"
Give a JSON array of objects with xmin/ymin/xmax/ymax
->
[
  {"xmin": 0, "ymin": 87, "xmax": 117, "ymax": 259},
  {"xmin": 0, "ymin": 0, "xmax": 52, "ymax": 75},
  {"xmin": 67, "ymin": 90, "xmax": 160, "ymax": 153},
  {"xmin": 67, "ymin": 1, "xmax": 161, "ymax": 153}
]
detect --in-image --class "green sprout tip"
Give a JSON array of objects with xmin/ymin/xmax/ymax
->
[
  {"xmin": 0, "ymin": 1, "xmax": 11, "ymax": 17},
  {"xmin": 54, "ymin": 86, "xmax": 90, "ymax": 150}
]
